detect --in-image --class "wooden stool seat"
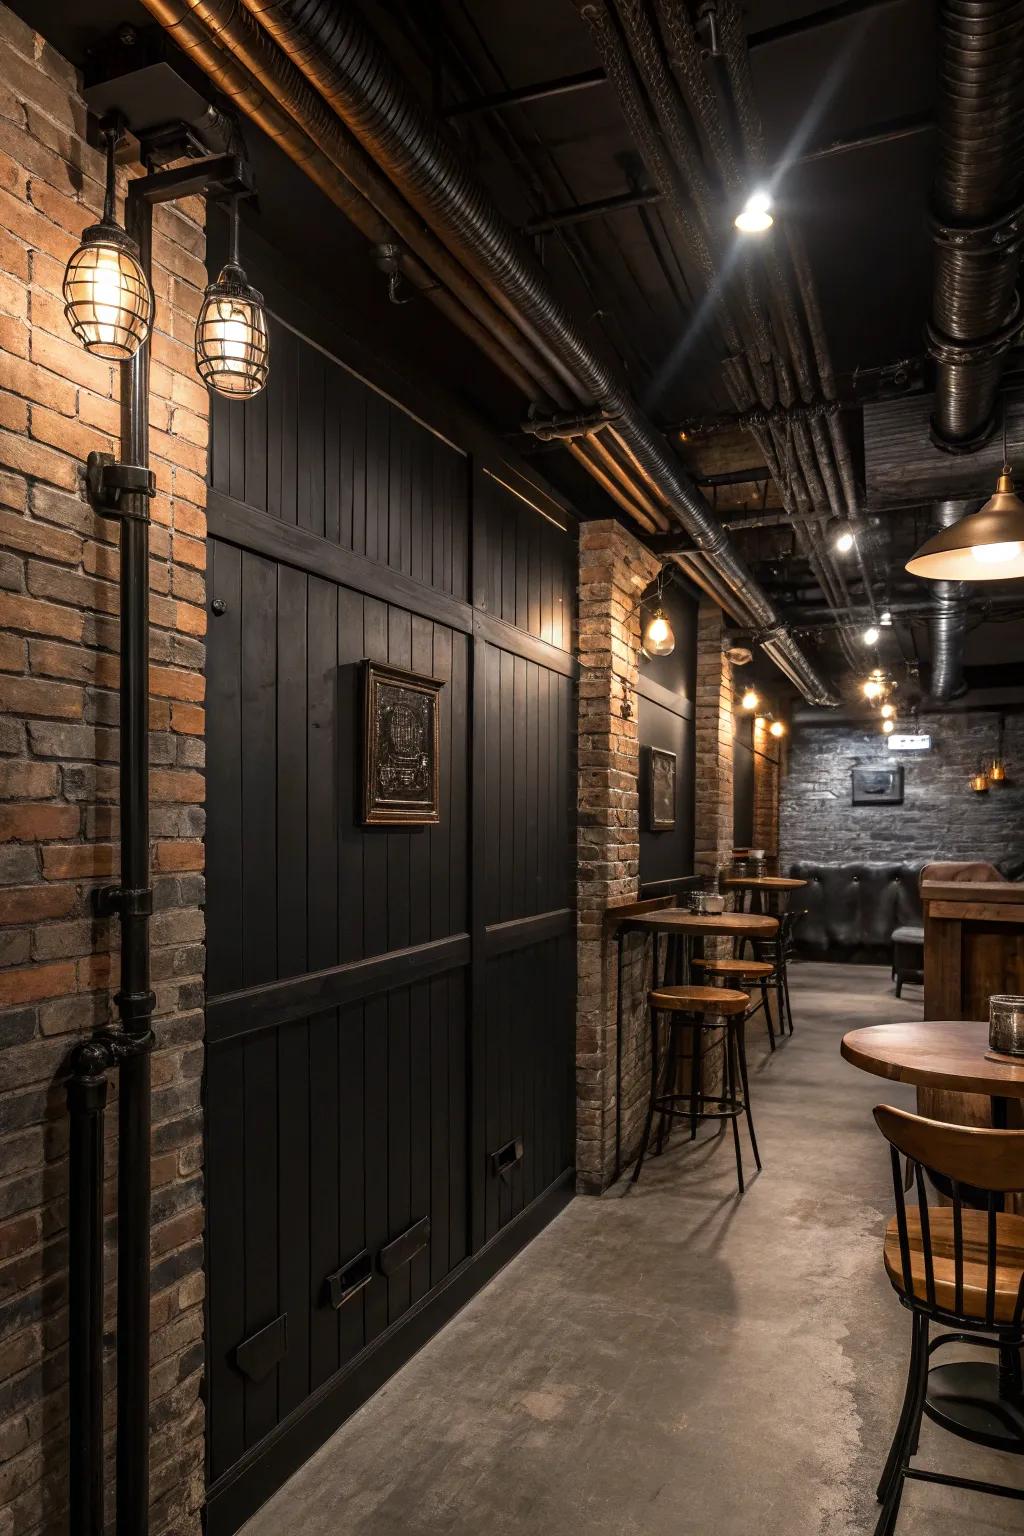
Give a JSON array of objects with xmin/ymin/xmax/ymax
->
[
  {"xmin": 648, "ymin": 984, "xmax": 749, "ymax": 1016},
  {"xmin": 691, "ymin": 957, "xmax": 775, "ymax": 981}
]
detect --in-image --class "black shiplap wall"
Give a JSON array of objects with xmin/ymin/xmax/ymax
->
[{"xmin": 203, "ymin": 307, "xmax": 577, "ymax": 1528}]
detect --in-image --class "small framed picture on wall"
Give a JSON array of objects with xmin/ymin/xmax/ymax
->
[
  {"xmin": 362, "ymin": 660, "xmax": 444, "ymax": 825},
  {"xmin": 647, "ymin": 746, "xmax": 677, "ymax": 831}
]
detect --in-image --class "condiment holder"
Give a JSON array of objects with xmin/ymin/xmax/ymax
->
[{"xmin": 989, "ymin": 994, "xmax": 1024, "ymax": 1058}]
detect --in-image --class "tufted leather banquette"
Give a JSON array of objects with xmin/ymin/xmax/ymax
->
[{"xmin": 788, "ymin": 861, "xmax": 925, "ymax": 962}]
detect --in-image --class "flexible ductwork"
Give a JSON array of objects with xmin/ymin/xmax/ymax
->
[
  {"xmin": 929, "ymin": 0, "xmax": 1024, "ymax": 449},
  {"xmin": 927, "ymin": 500, "xmax": 970, "ymax": 699},
  {"xmin": 168, "ymin": 0, "xmax": 836, "ymax": 703}
]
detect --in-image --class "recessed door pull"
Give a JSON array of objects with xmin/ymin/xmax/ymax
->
[
  {"xmin": 234, "ymin": 1313, "xmax": 287, "ymax": 1383},
  {"xmin": 490, "ymin": 1136, "xmax": 525, "ymax": 1181},
  {"xmin": 325, "ymin": 1250, "xmax": 373, "ymax": 1310},
  {"xmin": 377, "ymin": 1216, "xmax": 431, "ymax": 1277}
]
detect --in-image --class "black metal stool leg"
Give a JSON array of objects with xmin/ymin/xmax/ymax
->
[
  {"xmin": 690, "ymin": 1022, "xmax": 704, "ymax": 1142},
  {"xmin": 631, "ymin": 1006, "xmax": 661, "ymax": 1186},
  {"xmin": 875, "ymin": 1312, "xmax": 924, "ymax": 1503},
  {"xmin": 736, "ymin": 1018, "xmax": 761, "ymax": 1172},
  {"xmin": 725, "ymin": 1021, "xmax": 744, "ymax": 1194},
  {"xmin": 655, "ymin": 1020, "xmax": 679, "ymax": 1156},
  {"xmin": 874, "ymin": 1313, "xmax": 929, "ymax": 1536},
  {"xmin": 760, "ymin": 980, "xmax": 776, "ymax": 1051}
]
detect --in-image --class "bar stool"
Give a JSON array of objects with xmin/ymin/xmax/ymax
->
[
  {"xmin": 632, "ymin": 984, "xmax": 761, "ymax": 1194},
  {"xmin": 690, "ymin": 955, "xmax": 777, "ymax": 1050},
  {"xmin": 750, "ymin": 907, "xmax": 804, "ymax": 1037}
]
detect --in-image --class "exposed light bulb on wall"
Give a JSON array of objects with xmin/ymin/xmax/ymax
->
[
  {"xmin": 863, "ymin": 679, "xmax": 883, "ymax": 701},
  {"xmin": 881, "ymin": 703, "xmax": 895, "ymax": 719},
  {"xmin": 642, "ymin": 607, "xmax": 675, "ymax": 657},
  {"xmin": 882, "ymin": 719, "xmax": 895, "ymax": 734},
  {"xmin": 741, "ymin": 689, "xmax": 759, "ymax": 711},
  {"xmin": 769, "ymin": 720, "xmax": 785, "ymax": 738}
]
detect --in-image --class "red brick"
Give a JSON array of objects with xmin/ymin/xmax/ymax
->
[
  {"xmin": 0, "ymin": 959, "xmax": 76, "ymax": 1006},
  {"xmin": 0, "ymin": 885, "xmax": 76, "ymax": 925},
  {"xmin": 150, "ymin": 666, "xmax": 204, "ymax": 704},
  {"xmin": 29, "ymin": 640, "xmax": 119, "ymax": 687},
  {"xmin": 154, "ymin": 841, "xmax": 204, "ymax": 873},
  {"xmin": 0, "ymin": 761, "xmax": 58, "ymax": 798},
  {"xmin": 0, "ymin": 505, "xmax": 80, "ymax": 564},
  {"xmin": 151, "ymin": 770, "xmax": 204, "ymax": 805},
  {"xmin": 169, "ymin": 703, "xmax": 204, "ymax": 736},
  {"xmin": 0, "ymin": 425, "xmax": 78, "ymax": 492},
  {"xmin": 0, "ymin": 591, "xmax": 83, "ymax": 641},
  {"xmin": 0, "ymin": 803, "xmax": 79, "ymax": 842},
  {"xmin": 40, "ymin": 843, "xmax": 116, "ymax": 880},
  {"xmin": 0, "ymin": 674, "xmax": 82, "ymax": 720}
]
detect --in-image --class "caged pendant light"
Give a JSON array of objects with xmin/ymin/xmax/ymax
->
[
  {"xmin": 62, "ymin": 117, "xmax": 152, "ymax": 360},
  {"xmin": 195, "ymin": 197, "xmax": 269, "ymax": 399}
]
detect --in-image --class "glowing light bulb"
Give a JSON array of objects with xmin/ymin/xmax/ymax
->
[
  {"xmin": 769, "ymin": 720, "xmax": 785, "ymax": 738},
  {"xmin": 881, "ymin": 703, "xmax": 895, "ymax": 719},
  {"xmin": 754, "ymin": 716, "xmax": 766, "ymax": 730},
  {"xmin": 862, "ymin": 625, "xmax": 880, "ymax": 646},
  {"xmin": 880, "ymin": 610, "xmax": 893, "ymax": 626},
  {"xmin": 882, "ymin": 719, "xmax": 895, "ymax": 734},
  {"xmin": 835, "ymin": 528, "xmax": 855, "ymax": 554},
  {"xmin": 863, "ymin": 679, "xmax": 883, "ymax": 701},
  {"xmin": 741, "ymin": 689, "xmax": 759, "ymax": 711},
  {"xmin": 642, "ymin": 608, "xmax": 675, "ymax": 657},
  {"xmin": 971, "ymin": 540, "xmax": 1022, "ymax": 566},
  {"xmin": 735, "ymin": 189, "xmax": 774, "ymax": 234}
]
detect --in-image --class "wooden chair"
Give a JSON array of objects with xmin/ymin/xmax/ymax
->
[
  {"xmin": 690, "ymin": 955, "xmax": 777, "ymax": 1051},
  {"xmin": 632, "ymin": 984, "xmax": 759, "ymax": 1194},
  {"xmin": 871, "ymin": 1105, "xmax": 1024, "ymax": 1536}
]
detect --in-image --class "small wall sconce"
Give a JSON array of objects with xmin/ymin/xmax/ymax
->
[
  {"xmin": 990, "ymin": 759, "xmax": 1007, "ymax": 784},
  {"xmin": 969, "ymin": 771, "xmax": 989, "ymax": 793}
]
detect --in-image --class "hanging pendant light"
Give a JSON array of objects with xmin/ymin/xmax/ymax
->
[
  {"xmin": 63, "ymin": 118, "xmax": 152, "ymax": 360},
  {"xmin": 642, "ymin": 607, "xmax": 675, "ymax": 657},
  {"xmin": 906, "ymin": 465, "xmax": 1024, "ymax": 580},
  {"xmin": 195, "ymin": 198, "xmax": 269, "ymax": 399}
]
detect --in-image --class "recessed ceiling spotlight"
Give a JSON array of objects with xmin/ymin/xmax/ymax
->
[
  {"xmin": 862, "ymin": 625, "xmax": 880, "ymax": 646},
  {"xmin": 882, "ymin": 718, "xmax": 895, "ymax": 734},
  {"xmin": 880, "ymin": 610, "xmax": 893, "ymax": 626},
  {"xmin": 881, "ymin": 703, "xmax": 895, "ymax": 719},
  {"xmin": 734, "ymin": 189, "xmax": 773, "ymax": 234}
]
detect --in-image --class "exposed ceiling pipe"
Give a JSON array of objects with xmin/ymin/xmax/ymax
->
[
  {"xmin": 926, "ymin": 500, "xmax": 971, "ymax": 700},
  {"xmin": 139, "ymin": 0, "xmax": 575, "ymax": 409},
  {"xmin": 232, "ymin": 0, "xmax": 839, "ymax": 704},
  {"xmin": 928, "ymin": 0, "xmax": 1024, "ymax": 449}
]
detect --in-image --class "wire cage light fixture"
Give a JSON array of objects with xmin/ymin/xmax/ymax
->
[
  {"xmin": 195, "ymin": 196, "xmax": 270, "ymax": 400},
  {"xmin": 62, "ymin": 116, "xmax": 152, "ymax": 361}
]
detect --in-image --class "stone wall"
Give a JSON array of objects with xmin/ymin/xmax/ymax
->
[
  {"xmin": 0, "ymin": 9, "xmax": 207, "ymax": 1531},
  {"xmin": 576, "ymin": 521, "xmax": 660, "ymax": 1193},
  {"xmin": 781, "ymin": 709, "xmax": 1024, "ymax": 868}
]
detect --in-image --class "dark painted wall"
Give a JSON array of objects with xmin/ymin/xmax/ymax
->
[
  {"xmin": 781, "ymin": 709, "xmax": 1024, "ymax": 869},
  {"xmin": 638, "ymin": 581, "xmax": 698, "ymax": 892},
  {"xmin": 733, "ymin": 713, "xmax": 755, "ymax": 847}
]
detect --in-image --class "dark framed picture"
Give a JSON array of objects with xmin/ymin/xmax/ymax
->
[
  {"xmin": 851, "ymin": 765, "xmax": 904, "ymax": 806},
  {"xmin": 647, "ymin": 746, "xmax": 677, "ymax": 831},
  {"xmin": 362, "ymin": 661, "xmax": 443, "ymax": 826}
]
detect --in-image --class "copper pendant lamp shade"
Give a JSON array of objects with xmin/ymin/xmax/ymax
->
[{"xmin": 905, "ymin": 466, "xmax": 1024, "ymax": 580}]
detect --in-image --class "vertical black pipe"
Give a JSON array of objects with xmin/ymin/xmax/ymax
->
[
  {"xmin": 116, "ymin": 184, "xmax": 156, "ymax": 1536},
  {"xmin": 67, "ymin": 1045, "xmax": 110, "ymax": 1536}
]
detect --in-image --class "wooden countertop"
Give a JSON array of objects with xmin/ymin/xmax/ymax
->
[
  {"xmin": 922, "ymin": 880, "xmax": 1024, "ymax": 925},
  {"xmin": 721, "ymin": 876, "xmax": 807, "ymax": 891},
  {"xmin": 842, "ymin": 1021, "xmax": 1024, "ymax": 1100}
]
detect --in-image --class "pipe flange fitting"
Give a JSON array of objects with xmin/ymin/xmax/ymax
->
[
  {"xmin": 931, "ymin": 199, "xmax": 1024, "ymax": 255},
  {"xmin": 928, "ymin": 412, "xmax": 1001, "ymax": 455},
  {"xmin": 925, "ymin": 292, "xmax": 1023, "ymax": 369}
]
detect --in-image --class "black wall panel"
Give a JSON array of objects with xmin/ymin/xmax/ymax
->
[
  {"xmin": 638, "ymin": 580, "xmax": 698, "ymax": 893},
  {"xmin": 733, "ymin": 714, "xmax": 755, "ymax": 848},
  {"xmin": 204, "ymin": 313, "xmax": 577, "ymax": 1532}
]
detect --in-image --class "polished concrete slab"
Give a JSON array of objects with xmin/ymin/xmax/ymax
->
[{"xmin": 241, "ymin": 963, "xmax": 1022, "ymax": 1535}]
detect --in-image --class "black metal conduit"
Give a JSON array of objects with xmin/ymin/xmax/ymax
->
[
  {"xmin": 226, "ymin": 0, "xmax": 838, "ymax": 702},
  {"xmin": 140, "ymin": 0, "xmax": 576, "ymax": 407},
  {"xmin": 927, "ymin": 499, "xmax": 971, "ymax": 699},
  {"xmin": 929, "ymin": 0, "xmax": 1024, "ymax": 449}
]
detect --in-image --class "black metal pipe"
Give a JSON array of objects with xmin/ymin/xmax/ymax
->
[
  {"xmin": 67, "ymin": 1044, "xmax": 110, "ymax": 1536},
  {"xmin": 239, "ymin": 0, "xmax": 838, "ymax": 703},
  {"xmin": 522, "ymin": 189, "xmax": 663, "ymax": 235},
  {"xmin": 116, "ymin": 183, "xmax": 157, "ymax": 1536},
  {"xmin": 928, "ymin": 500, "xmax": 970, "ymax": 700}
]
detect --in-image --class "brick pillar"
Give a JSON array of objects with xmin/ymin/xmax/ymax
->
[
  {"xmin": 576, "ymin": 521, "xmax": 660, "ymax": 1193},
  {"xmin": 694, "ymin": 604, "xmax": 736, "ymax": 888},
  {"xmin": 0, "ymin": 9, "xmax": 207, "ymax": 1533},
  {"xmin": 753, "ymin": 719, "xmax": 782, "ymax": 864}
]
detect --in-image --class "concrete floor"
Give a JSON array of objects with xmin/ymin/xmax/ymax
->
[{"xmin": 241, "ymin": 963, "xmax": 1022, "ymax": 1535}]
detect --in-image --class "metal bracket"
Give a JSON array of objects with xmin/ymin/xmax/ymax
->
[
  {"xmin": 94, "ymin": 885, "xmax": 154, "ymax": 919},
  {"xmin": 85, "ymin": 451, "xmax": 155, "ymax": 521},
  {"xmin": 931, "ymin": 198, "xmax": 1024, "ymax": 255}
]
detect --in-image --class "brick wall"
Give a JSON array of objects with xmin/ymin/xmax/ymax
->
[
  {"xmin": 576, "ymin": 521, "xmax": 660, "ymax": 1193},
  {"xmin": 694, "ymin": 604, "xmax": 736, "ymax": 890},
  {"xmin": 0, "ymin": 9, "xmax": 207, "ymax": 1532},
  {"xmin": 780, "ymin": 710, "xmax": 1024, "ymax": 868}
]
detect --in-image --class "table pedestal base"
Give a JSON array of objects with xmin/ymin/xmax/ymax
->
[{"xmin": 926, "ymin": 1360, "xmax": 1024, "ymax": 1452}]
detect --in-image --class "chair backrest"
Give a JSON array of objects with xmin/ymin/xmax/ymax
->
[
  {"xmin": 874, "ymin": 1104, "xmax": 1024, "ymax": 1327},
  {"xmin": 919, "ymin": 860, "xmax": 1006, "ymax": 888}
]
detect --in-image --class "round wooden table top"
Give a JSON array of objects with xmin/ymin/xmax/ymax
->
[
  {"xmin": 841, "ymin": 1021, "xmax": 1024, "ymax": 1099},
  {"xmin": 721, "ymin": 876, "xmax": 808, "ymax": 891},
  {"xmin": 628, "ymin": 910, "xmax": 779, "ymax": 938}
]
